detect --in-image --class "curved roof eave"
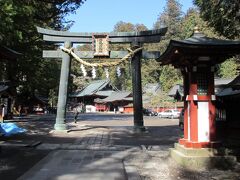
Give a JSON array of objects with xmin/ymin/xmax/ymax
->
[
  {"xmin": 156, "ymin": 38, "xmax": 240, "ymax": 66},
  {"xmin": 0, "ymin": 46, "xmax": 21, "ymax": 60}
]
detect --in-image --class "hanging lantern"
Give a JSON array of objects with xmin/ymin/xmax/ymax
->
[
  {"xmin": 92, "ymin": 67, "xmax": 96, "ymax": 79},
  {"xmin": 81, "ymin": 64, "xmax": 87, "ymax": 77},
  {"xmin": 116, "ymin": 66, "xmax": 121, "ymax": 77}
]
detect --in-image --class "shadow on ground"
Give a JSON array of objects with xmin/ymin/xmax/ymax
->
[{"xmin": 1, "ymin": 113, "xmax": 239, "ymax": 180}]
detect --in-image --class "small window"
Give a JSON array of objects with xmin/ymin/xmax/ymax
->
[{"xmin": 197, "ymin": 72, "xmax": 208, "ymax": 95}]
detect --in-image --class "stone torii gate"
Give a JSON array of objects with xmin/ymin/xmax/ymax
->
[{"xmin": 37, "ymin": 27, "xmax": 167, "ymax": 131}]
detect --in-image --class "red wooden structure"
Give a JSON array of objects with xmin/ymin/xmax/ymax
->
[
  {"xmin": 95, "ymin": 103, "xmax": 109, "ymax": 112},
  {"xmin": 157, "ymin": 27, "xmax": 240, "ymax": 149}
]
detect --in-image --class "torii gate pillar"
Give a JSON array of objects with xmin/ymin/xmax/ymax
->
[
  {"xmin": 54, "ymin": 41, "xmax": 72, "ymax": 130},
  {"xmin": 131, "ymin": 42, "xmax": 145, "ymax": 131}
]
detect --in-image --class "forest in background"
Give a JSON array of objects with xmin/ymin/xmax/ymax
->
[{"xmin": 0, "ymin": 0, "xmax": 239, "ymax": 106}]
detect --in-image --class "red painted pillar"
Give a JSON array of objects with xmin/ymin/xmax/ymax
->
[
  {"xmin": 208, "ymin": 67, "xmax": 217, "ymax": 142},
  {"xmin": 179, "ymin": 71, "xmax": 189, "ymax": 145},
  {"xmin": 180, "ymin": 66, "xmax": 219, "ymax": 148},
  {"xmin": 188, "ymin": 68, "xmax": 198, "ymax": 144},
  {"xmin": 183, "ymin": 101, "xmax": 188, "ymax": 139}
]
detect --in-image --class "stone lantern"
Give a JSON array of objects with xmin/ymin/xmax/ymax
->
[{"xmin": 157, "ymin": 27, "xmax": 240, "ymax": 169}]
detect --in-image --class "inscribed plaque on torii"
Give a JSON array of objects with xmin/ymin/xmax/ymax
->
[{"xmin": 92, "ymin": 34, "xmax": 109, "ymax": 57}]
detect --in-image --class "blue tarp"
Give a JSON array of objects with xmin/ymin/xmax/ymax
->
[{"xmin": 0, "ymin": 123, "xmax": 26, "ymax": 136}]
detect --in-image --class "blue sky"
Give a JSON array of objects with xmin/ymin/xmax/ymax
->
[{"xmin": 67, "ymin": 0, "xmax": 194, "ymax": 32}]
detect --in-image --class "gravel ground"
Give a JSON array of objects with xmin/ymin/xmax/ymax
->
[
  {"xmin": 124, "ymin": 147, "xmax": 240, "ymax": 180},
  {"xmin": 109, "ymin": 125, "xmax": 240, "ymax": 180}
]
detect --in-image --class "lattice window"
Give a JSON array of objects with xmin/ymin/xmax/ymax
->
[{"xmin": 197, "ymin": 72, "xmax": 208, "ymax": 95}]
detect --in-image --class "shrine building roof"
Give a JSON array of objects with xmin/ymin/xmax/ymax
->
[
  {"xmin": 0, "ymin": 45, "xmax": 21, "ymax": 60},
  {"xmin": 94, "ymin": 91, "xmax": 132, "ymax": 103},
  {"xmin": 156, "ymin": 27, "xmax": 240, "ymax": 67},
  {"xmin": 70, "ymin": 79, "xmax": 118, "ymax": 97}
]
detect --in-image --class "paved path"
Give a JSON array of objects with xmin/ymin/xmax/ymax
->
[
  {"xmin": 17, "ymin": 125, "xmax": 140, "ymax": 180},
  {"xmin": 18, "ymin": 150, "xmax": 129, "ymax": 180}
]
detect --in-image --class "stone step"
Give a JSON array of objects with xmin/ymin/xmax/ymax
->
[
  {"xmin": 36, "ymin": 143, "xmax": 139, "ymax": 151},
  {"xmin": 170, "ymin": 146, "xmax": 237, "ymax": 170},
  {"xmin": 0, "ymin": 140, "xmax": 41, "ymax": 148},
  {"xmin": 174, "ymin": 143, "xmax": 230, "ymax": 157}
]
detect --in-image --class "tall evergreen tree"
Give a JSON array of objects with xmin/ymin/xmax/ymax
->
[
  {"xmin": 180, "ymin": 8, "xmax": 221, "ymax": 39},
  {"xmin": 193, "ymin": 1, "xmax": 240, "ymax": 77},
  {"xmin": 153, "ymin": 0, "xmax": 183, "ymax": 92},
  {"xmin": 0, "ymin": 0, "xmax": 86, "ymax": 103},
  {"xmin": 218, "ymin": 58, "xmax": 238, "ymax": 78},
  {"xmin": 194, "ymin": 0, "xmax": 240, "ymax": 39},
  {"xmin": 154, "ymin": 0, "xmax": 182, "ymax": 39}
]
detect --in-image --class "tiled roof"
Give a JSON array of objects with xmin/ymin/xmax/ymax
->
[
  {"xmin": 168, "ymin": 84, "xmax": 183, "ymax": 97},
  {"xmin": 168, "ymin": 78, "xmax": 233, "ymax": 97},
  {"xmin": 217, "ymin": 88, "xmax": 240, "ymax": 97},
  {"xmin": 95, "ymin": 91, "xmax": 132, "ymax": 103},
  {"xmin": 181, "ymin": 32, "xmax": 240, "ymax": 45},
  {"xmin": 94, "ymin": 90, "xmax": 116, "ymax": 97},
  {"xmin": 215, "ymin": 78, "xmax": 234, "ymax": 86},
  {"xmin": 157, "ymin": 31, "xmax": 240, "ymax": 65},
  {"xmin": 70, "ymin": 79, "xmax": 113, "ymax": 97},
  {"xmin": 217, "ymin": 76, "xmax": 240, "ymax": 96},
  {"xmin": 143, "ymin": 83, "xmax": 161, "ymax": 94},
  {"xmin": 0, "ymin": 45, "xmax": 21, "ymax": 59},
  {"xmin": 227, "ymin": 75, "xmax": 240, "ymax": 87},
  {"xmin": 0, "ymin": 85, "xmax": 9, "ymax": 93}
]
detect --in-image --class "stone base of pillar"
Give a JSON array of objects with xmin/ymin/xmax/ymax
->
[
  {"xmin": 50, "ymin": 129, "xmax": 69, "ymax": 134},
  {"xmin": 133, "ymin": 126, "xmax": 146, "ymax": 133},
  {"xmin": 170, "ymin": 143, "xmax": 237, "ymax": 170},
  {"xmin": 179, "ymin": 138, "xmax": 187, "ymax": 145},
  {"xmin": 54, "ymin": 122, "xmax": 68, "ymax": 131},
  {"xmin": 179, "ymin": 138, "xmax": 221, "ymax": 148}
]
